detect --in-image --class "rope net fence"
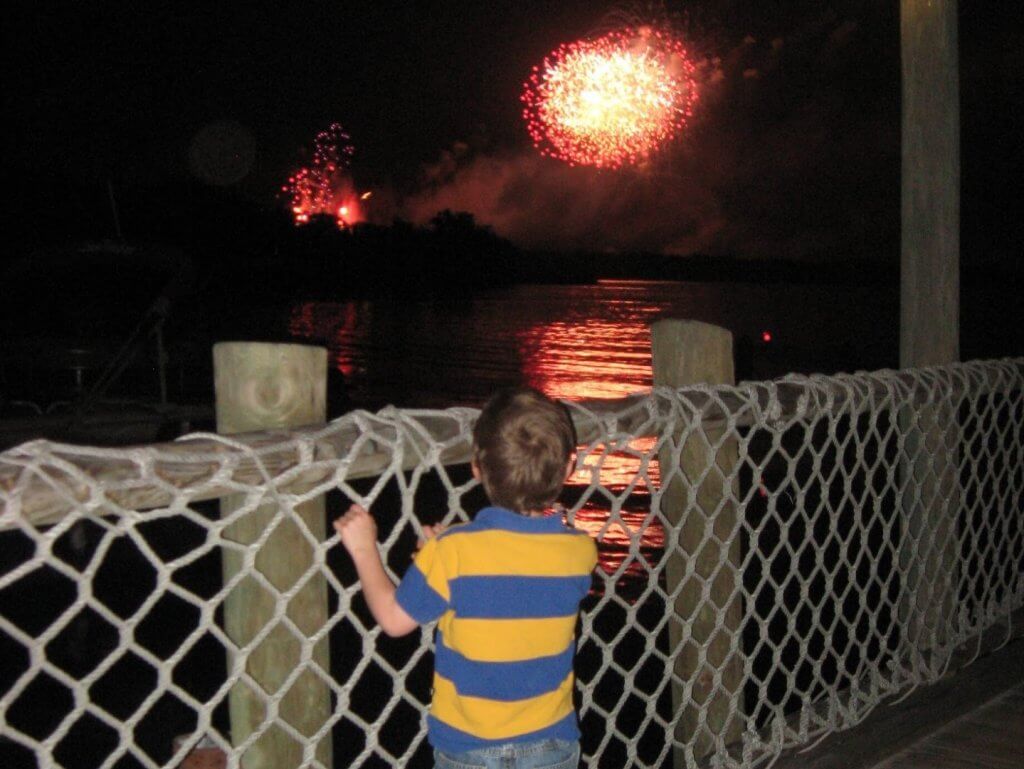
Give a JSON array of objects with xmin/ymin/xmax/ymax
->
[{"xmin": 1, "ymin": 358, "xmax": 1021, "ymax": 769}]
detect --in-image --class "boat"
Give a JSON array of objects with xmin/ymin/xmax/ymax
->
[{"xmin": 0, "ymin": 241, "xmax": 214, "ymax": 450}]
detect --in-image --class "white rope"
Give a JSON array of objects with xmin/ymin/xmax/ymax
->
[{"xmin": 1, "ymin": 358, "xmax": 1021, "ymax": 769}]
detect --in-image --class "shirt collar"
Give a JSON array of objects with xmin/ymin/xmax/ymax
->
[{"xmin": 475, "ymin": 506, "xmax": 568, "ymax": 533}]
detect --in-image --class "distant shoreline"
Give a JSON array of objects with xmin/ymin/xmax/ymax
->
[{"xmin": 511, "ymin": 251, "xmax": 1017, "ymax": 288}]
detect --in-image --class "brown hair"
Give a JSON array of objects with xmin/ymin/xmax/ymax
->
[{"xmin": 472, "ymin": 386, "xmax": 576, "ymax": 514}]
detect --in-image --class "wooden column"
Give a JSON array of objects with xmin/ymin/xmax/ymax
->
[
  {"xmin": 901, "ymin": 0, "xmax": 959, "ymax": 368},
  {"xmin": 650, "ymin": 320, "xmax": 744, "ymax": 766},
  {"xmin": 899, "ymin": 0, "xmax": 960, "ymax": 665},
  {"xmin": 214, "ymin": 342, "xmax": 331, "ymax": 769}
]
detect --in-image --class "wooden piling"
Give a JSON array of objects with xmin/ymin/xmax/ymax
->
[
  {"xmin": 899, "ymin": 0, "xmax": 960, "ymax": 665},
  {"xmin": 650, "ymin": 320, "xmax": 744, "ymax": 766},
  {"xmin": 213, "ymin": 342, "xmax": 331, "ymax": 769},
  {"xmin": 900, "ymin": 0, "xmax": 959, "ymax": 370}
]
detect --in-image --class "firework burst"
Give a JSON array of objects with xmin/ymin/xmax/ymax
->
[
  {"xmin": 282, "ymin": 123, "xmax": 364, "ymax": 227},
  {"xmin": 521, "ymin": 26, "xmax": 698, "ymax": 168}
]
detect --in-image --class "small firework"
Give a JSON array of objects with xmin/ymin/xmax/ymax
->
[
  {"xmin": 522, "ymin": 26, "xmax": 698, "ymax": 168},
  {"xmin": 282, "ymin": 123, "xmax": 363, "ymax": 227}
]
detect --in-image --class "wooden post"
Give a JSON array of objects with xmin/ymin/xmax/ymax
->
[
  {"xmin": 214, "ymin": 342, "xmax": 331, "ymax": 769},
  {"xmin": 899, "ymin": 0, "xmax": 960, "ymax": 666},
  {"xmin": 650, "ymin": 320, "xmax": 744, "ymax": 766},
  {"xmin": 901, "ymin": 0, "xmax": 959, "ymax": 368}
]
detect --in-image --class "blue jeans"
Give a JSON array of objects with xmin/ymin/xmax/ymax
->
[{"xmin": 434, "ymin": 738, "xmax": 580, "ymax": 769}]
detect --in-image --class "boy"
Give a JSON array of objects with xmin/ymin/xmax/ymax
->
[{"xmin": 335, "ymin": 386, "xmax": 597, "ymax": 769}]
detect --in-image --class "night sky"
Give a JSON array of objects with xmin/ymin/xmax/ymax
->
[{"xmin": 4, "ymin": 1, "xmax": 1020, "ymax": 261}]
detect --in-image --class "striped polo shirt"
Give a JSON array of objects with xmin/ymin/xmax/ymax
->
[{"xmin": 394, "ymin": 506, "xmax": 597, "ymax": 753}]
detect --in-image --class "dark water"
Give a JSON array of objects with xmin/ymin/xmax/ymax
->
[{"xmin": 287, "ymin": 279, "xmax": 909, "ymax": 411}]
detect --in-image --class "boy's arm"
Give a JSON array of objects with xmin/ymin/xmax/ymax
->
[{"xmin": 334, "ymin": 504, "xmax": 419, "ymax": 638}]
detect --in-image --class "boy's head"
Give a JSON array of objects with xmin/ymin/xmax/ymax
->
[{"xmin": 472, "ymin": 386, "xmax": 576, "ymax": 514}]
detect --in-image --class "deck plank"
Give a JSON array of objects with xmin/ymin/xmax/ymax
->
[
  {"xmin": 769, "ymin": 633, "xmax": 1024, "ymax": 769},
  {"xmin": 874, "ymin": 683, "xmax": 1024, "ymax": 769}
]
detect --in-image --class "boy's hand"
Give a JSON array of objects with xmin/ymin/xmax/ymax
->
[
  {"xmin": 334, "ymin": 504, "xmax": 378, "ymax": 559},
  {"xmin": 415, "ymin": 523, "xmax": 447, "ymax": 554},
  {"xmin": 333, "ymin": 503, "xmax": 419, "ymax": 638}
]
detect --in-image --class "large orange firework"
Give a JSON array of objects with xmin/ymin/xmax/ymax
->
[{"xmin": 521, "ymin": 26, "xmax": 698, "ymax": 168}]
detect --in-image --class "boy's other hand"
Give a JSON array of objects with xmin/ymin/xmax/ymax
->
[
  {"xmin": 334, "ymin": 504, "xmax": 379, "ymax": 558},
  {"xmin": 415, "ymin": 523, "xmax": 447, "ymax": 553}
]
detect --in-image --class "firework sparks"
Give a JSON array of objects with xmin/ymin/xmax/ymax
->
[
  {"xmin": 521, "ymin": 26, "xmax": 698, "ymax": 168},
  {"xmin": 282, "ymin": 123, "xmax": 365, "ymax": 227}
]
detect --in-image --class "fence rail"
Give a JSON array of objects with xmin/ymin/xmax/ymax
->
[
  {"xmin": 2, "ymin": 357, "xmax": 1022, "ymax": 769},
  {"xmin": 4, "ymin": 365, "xmax": 1007, "ymax": 527}
]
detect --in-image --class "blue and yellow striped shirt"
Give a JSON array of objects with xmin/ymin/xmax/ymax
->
[{"xmin": 395, "ymin": 506, "xmax": 597, "ymax": 753}]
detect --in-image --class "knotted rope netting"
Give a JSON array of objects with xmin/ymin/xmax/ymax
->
[{"xmin": 1, "ymin": 358, "xmax": 1021, "ymax": 769}]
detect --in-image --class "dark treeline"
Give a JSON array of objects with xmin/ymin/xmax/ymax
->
[
  {"xmin": 281, "ymin": 210, "xmax": 521, "ymax": 299},
  {"xmin": 5, "ymin": 174, "xmax": 1015, "ymax": 311}
]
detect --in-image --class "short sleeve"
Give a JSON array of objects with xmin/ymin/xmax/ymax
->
[{"xmin": 394, "ymin": 536, "xmax": 450, "ymax": 624}]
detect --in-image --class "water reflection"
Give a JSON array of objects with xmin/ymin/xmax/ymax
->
[
  {"xmin": 289, "ymin": 301, "xmax": 365, "ymax": 379},
  {"xmin": 516, "ymin": 309, "xmax": 667, "ymax": 589},
  {"xmin": 518, "ymin": 317, "xmax": 653, "ymax": 401},
  {"xmin": 290, "ymin": 296, "xmax": 669, "ymax": 594},
  {"xmin": 569, "ymin": 436, "xmax": 665, "ymax": 590},
  {"xmin": 290, "ymin": 280, "xmax": 902, "ymax": 410},
  {"xmin": 575, "ymin": 505, "xmax": 664, "ymax": 591}
]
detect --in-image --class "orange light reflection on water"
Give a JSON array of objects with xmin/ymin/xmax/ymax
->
[
  {"xmin": 290, "ymin": 303, "xmax": 670, "ymax": 597},
  {"xmin": 569, "ymin": 436, "xmax": 660, "ymax": 490},
  {"xmin": 568, "ymin": 436, "xmax": 665, "ymax": 590},
  {"xmin": 288, "ymin": 302, "xmax": 362, "ymax": 378},
  {"xmin": 518, "ymin": 316, "xmax": 654, "ymax": 402},
  {"xmin": 519, "ymin": 315, "xmax": 665, "ymax": 592}
]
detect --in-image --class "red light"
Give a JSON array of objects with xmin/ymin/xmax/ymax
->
[{"xmin": 761, "ymin": 331, "xmax": 773, "ymax": 343}]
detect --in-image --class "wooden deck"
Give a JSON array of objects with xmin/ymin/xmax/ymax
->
[
  {"xmin": 873, "ymin": 683, "xmax": 1023, "ymax": 768},
  {"xmin": 771, "ymin": 631, "xmax": 1024, "ymax": 769}
]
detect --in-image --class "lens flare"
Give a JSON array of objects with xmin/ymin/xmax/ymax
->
[
  {"xmin": 282, "ymin": 123, "xmax": 365, "ymax": 228},
  {"xmin": 521, "ymin": 26, "xmax": 698, "ymax": 168}
]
